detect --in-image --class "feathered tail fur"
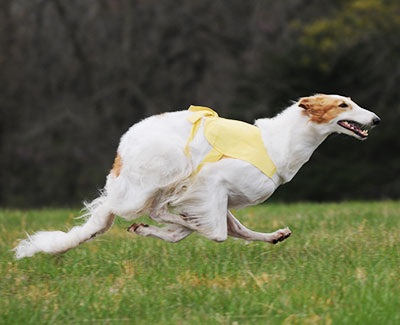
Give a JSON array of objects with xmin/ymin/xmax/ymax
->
[{"xmin": 13, "ymin": 195, "xmax": 115, "ymax": 259}]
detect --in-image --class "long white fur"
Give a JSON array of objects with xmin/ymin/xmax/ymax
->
[{"xmin": 14, "ymin": 95, "xmax": 379, "ymax": 258}]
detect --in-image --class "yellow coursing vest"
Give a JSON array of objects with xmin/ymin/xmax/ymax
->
[{"xmin": 184, "ymin": 105, "xmax": 277, "ymax": 177}]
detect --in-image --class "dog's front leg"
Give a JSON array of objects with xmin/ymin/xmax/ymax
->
[{"xmin": 227, "ymin": 211, "xmax": 291, "ymax": 244}]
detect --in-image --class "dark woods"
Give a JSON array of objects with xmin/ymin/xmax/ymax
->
[{"xmin": 1, "ymin": 0, "xmax": 399, "ymax": 206}]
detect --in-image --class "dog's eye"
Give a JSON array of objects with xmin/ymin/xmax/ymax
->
[{"xmin": 339, "ymin": 103, "xmax": 348, "ymax": 108}]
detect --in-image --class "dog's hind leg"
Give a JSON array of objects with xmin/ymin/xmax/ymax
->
[
  {"xmin": 149, "ymin": 207, "xmax": 193, "ymax": 228},
  {"xmin": 14, "ymin": 196, "xmax": 115, "ymax": 259},
  {"xmin": 127, "ymin": 223, "xmax": 192, "ymax": 243},
  {"xmin": 227, "ymin": 211, "xmax": 291, "ymax": 244}
]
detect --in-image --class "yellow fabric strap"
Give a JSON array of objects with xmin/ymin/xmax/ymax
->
[
  {"xmin": 184, "ymin": 105, "xmax": 219, "ymax": 156},
  {"xmin": 195, "ymin": 147, "xmax": 223, "ymax": 174},
  {"xmin": 185, "ymin": 105, "xmax": 277, "ymax": 178}
]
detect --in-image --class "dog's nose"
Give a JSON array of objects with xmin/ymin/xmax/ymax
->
[{"xmin": 372, "ymin": 116, "xmax": 381, "ymax": 125}]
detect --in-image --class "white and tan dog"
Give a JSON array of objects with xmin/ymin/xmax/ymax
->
[{"xmin": 14, "ymin": 94, "xmax": 380, "ymax": 258}]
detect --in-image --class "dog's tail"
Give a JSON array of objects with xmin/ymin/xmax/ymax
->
[{"xmin": 13, "ymin": 195, "xmax": 115, "ymax": 259}]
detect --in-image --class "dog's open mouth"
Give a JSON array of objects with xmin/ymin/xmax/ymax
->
[{"xmin": 338, "ymin": 120, "xmax": 369, "ymax": 138}]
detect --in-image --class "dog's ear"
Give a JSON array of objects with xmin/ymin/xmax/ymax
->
[
  {"xmin": 298, "ymin": 97, "xmax": 311, "ymax": 110},
  {"xmin": 298, "ymin": 95, "xmax": 323, "ymax": 110}
]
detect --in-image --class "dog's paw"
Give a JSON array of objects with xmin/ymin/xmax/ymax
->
[
  {"xmin": 271, "ymin": 227, "xmax": 291, "ymax": 244},
  {"xmin": 127, "ymin": 223, "xmax": 149, "ymax": 234}
]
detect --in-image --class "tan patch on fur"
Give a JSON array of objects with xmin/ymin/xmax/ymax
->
[
  {"xmin": 111, "ymin": 153, "xmax": 122, "ymax": 177},
  {"xmin": 299, "ymin": 94, "xmax": 352, "ymax": 124}
]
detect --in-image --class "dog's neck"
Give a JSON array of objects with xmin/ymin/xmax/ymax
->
[{"xmin": 255, "ymin": 104, "xmax": 329, "ymax": 185}]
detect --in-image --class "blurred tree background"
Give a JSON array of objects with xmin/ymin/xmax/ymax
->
[{"xmin": 1, "ymin": 0, "xmax": 399, "ymax": 207}]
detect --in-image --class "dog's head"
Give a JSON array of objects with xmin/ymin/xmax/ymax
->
[{"xmin": 298, "ymin": 94, "xmax": 380, "ymax": 140}]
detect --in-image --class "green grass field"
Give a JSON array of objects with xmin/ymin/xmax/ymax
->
[{"xmin": 1, "ymin": 202, "xmax": 399, "ymax": 324}]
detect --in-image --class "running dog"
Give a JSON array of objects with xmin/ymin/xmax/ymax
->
[{"xmin": 14, "ymin": 94, "xmax": 380, "ymax": 258}]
